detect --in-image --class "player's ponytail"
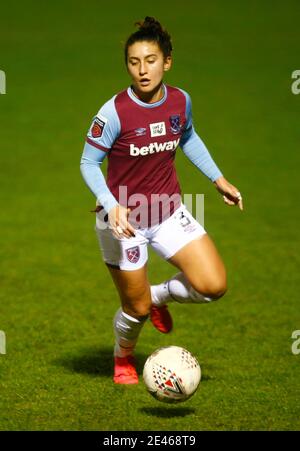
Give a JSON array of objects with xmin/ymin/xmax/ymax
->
[{"xmin": 125, "ymin": 17, "xmax": 173, "ymax": 62}]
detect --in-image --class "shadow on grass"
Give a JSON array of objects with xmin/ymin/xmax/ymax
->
[
  {"xmin": 53, "ymin": 346, "xmax": 148, "ymax": 377},
  {"xmin": 200, "ymin": 374, "xmax": 213, "ymax": 381},
  {"xmin": 140, "ymin": 406, "xmax": 196, "ymax": 418}
]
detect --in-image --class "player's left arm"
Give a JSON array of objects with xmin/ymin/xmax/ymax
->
[{"xmin": 179, "ymin": 89, "xmax": 243, "ymax": 211}]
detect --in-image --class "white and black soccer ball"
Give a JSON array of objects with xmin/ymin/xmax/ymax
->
[{"xmin": 143, "ymin": 346, "xmax": 201, "ymax": 403}]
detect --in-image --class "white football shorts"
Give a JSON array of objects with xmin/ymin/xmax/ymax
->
[{"xmin": 95, "ymin": 203, "xmax": 206, "ymax": 271}]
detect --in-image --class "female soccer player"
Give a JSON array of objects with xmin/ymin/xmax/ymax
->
[{"xmin": 80, "ymin": 17, "xmax": 243, "ymax": 384}]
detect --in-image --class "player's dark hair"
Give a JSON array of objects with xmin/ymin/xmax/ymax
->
[{"xmin": 125, "ymin": 17, "xmax": 173, "ymax": 62}]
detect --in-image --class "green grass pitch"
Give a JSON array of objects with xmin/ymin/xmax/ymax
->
[{"xmin": 0, "ymin": 0, "xmax": 300, "ymax": 430}]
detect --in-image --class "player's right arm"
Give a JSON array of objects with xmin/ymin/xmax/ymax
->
[{"xmin": 80, "ymin": 97, "xmax": 135, "ymax": 238}]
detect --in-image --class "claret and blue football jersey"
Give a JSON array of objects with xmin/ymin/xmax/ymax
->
[{"xmin": 81, "ymin": 84, "xmax": 222, "ymax": 227}]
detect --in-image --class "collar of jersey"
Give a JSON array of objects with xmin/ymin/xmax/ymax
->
[{"xmin": 127, "ymin": 84, "xmax": 167, "ymax": 108}]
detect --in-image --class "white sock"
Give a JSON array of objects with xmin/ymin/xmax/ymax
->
[
  {"xmin": 113, "ymin": 308, "xmax": 148, "ymax": 358},
  {"xmin": 151, "ymin": 272, "xmax": 213, "ymax": 307},
  {"xmin": 151, "ymin": 282, "xmax": 173, "ymax": 307}
]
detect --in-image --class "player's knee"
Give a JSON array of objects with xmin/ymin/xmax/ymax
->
[
  {"xmin": 208, "ymin": 282, "xmax": 227, "ymax": 300},
  {"xmin": 124, "ymin": 303, "xmax": 151, "ymax": 319},
  {"xmin": 122, "ymin": 288, "xmax": 151, "ymax": 318},
  {"xmin": 192, "ymin": 277, "xmax": 227, "ymax": 300}
]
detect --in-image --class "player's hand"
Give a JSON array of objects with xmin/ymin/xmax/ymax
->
[
  {"xmin": 108, "ymin": 205, "xmax": 136, "ymax": 238},
  {"xmin": 214, "ymin": 176, "xmax": 243, "ymax": 211}
]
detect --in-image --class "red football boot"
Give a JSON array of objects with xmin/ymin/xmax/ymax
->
[
  {"xmin": 113, "ymin": 355, "xmax": 139, "ymax": 384},
  {"xmin": 150, "ymin": 305, "xmax": 173, "ymax": 334}
]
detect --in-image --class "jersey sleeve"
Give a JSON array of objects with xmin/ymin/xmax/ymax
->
[
  {"xmin": 86, "ymin": 95, "xmax": 121, "ymax": 152},
  {"xmin": 80, "ymin": 141, "xmax": 118, "ymax": 213},
  {"xmin": 178, "ymin": 89, "xmax": 223, "ymax": 182}
]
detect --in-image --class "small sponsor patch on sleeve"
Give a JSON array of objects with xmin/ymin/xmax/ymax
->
[{"xmin": 91, "ymin": 117, "xmax": 106, "ymax": 138}]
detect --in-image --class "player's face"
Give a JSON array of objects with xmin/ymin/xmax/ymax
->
[{"xmin": 127, "ymin": 41, "xmax": 172, "ymax": 102}]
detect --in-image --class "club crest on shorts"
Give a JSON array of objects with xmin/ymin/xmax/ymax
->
[
  {"xmin": 126, "ymin": 246, "xmax": 140, "ymax": 263},
  {"xmin": 169, "ymin": 114, "xmax": 181, "ymax": 134}
]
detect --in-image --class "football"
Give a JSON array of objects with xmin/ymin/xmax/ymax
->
[{"xmin": 143, "ymin": 346, "xmax": 201, "ymax": 403}]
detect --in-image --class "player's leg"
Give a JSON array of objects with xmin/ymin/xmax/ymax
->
[
  {"xmin": 108, "ymin": 263, "xmax": 152, "ymax": 318},
  {"xmin": 166, "ymin": 234, "xmax": 227, "ymax": 302},
  {"xmin": 95, "ymin": 219, "xmax": 151, "ymax": 383},
  {"xmin": 108, "ymin": 264, "xmax": 152, "ymax": 384},
  {"xmin": 150, "ymin": 204, "xmax": 227, "ymax": 308}
]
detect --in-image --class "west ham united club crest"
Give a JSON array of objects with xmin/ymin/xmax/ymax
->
[
  {"xmin": 169, "ymin": 114, "xmax": 181, "ymax": 134},
  {"xmin": 126, "ymin": 246, "xmax": 140, "ymax": 263}
]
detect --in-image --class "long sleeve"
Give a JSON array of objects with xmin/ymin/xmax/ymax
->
[
  {"xmin": 180, "ymin": 126, "xmax": 222, "ymax": 182},
  {"xmin": 80, "ymin": 95, "xmax": 121, "ymax": 213},
  {"xmin": 179, "ymin": 88, "xmax": 223, "ymax": 182},
  {"xmin": 80, "ymin": 142, "xmax": 118, "ymax": 213}
]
